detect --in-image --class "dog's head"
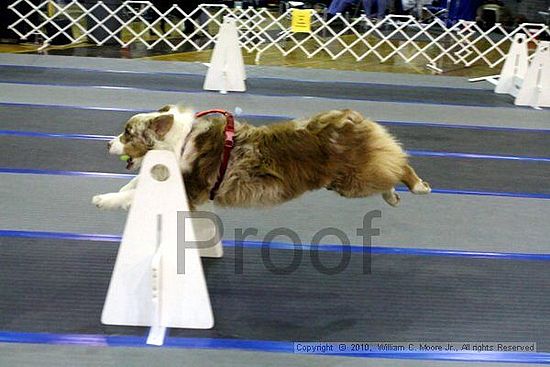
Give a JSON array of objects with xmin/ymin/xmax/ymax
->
[{"xmin": 108, "ymin": 105, "xmax": 194, "ymax": 169}]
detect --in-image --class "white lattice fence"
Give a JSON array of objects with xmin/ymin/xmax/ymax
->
[
  {"xmin": 451, "ymin": 21, "xmax": 549, "ymax": 67},
  {"xmin": 8, "ymin": 1, "xmax": 236, "ymax": 50},
  {"xmin": 252, "ymin": 12, "xmax": 550, "ymax": 70},
  {"xmin": 8, "ymin": 0, "xmax": 550, "ymax": 71}
]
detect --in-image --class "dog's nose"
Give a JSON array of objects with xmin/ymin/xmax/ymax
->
[{"xmin": 108, "ymin": 141, "xmax": 113, "ymax": 149}]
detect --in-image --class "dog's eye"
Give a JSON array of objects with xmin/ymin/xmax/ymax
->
[{"xmin": 120, "ymin": 128, "xmax": 132, "ymax": 143}]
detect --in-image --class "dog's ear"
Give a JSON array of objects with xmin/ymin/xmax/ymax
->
[
  {"xmin": 158, "ymin": 105, "xmax": 173, "ymax": 112},
  {"xmin": 150, "ymin": 114, "xmax": 174, "ymax": 137}
]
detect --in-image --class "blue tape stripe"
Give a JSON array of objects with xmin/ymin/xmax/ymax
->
[
  {"xmin": 0, "ymin": 130, "xmax": 114, "ymax": 141},
  {"xmin": 378, "ymin": 119, "xmax": 550, "ymax": 133},
  {"xmin": 0, "ymin": 167, "xmax": 135, "ymax": 179},
  {"xmin": 0, "ymin": 64, "xmax": 199, "ymax": 77},
  {"xmin": 0, "ymin": 80, "xmax": 196, "ymax": 94},
  {"xmin": 0, "ymin": 331, "xmax": 549, "ymax": 363},
  {"xmin": 0, "ymin": 101, "xmax": 148, "ymax": 112},
  {"xmin": 0, "ymin": 230, "xmax": 121, "ymax": 242},
  {"xmin": 368, "ymin": 246, "xmax": 550, "ymax": 261},
  {"xmin": 1, "ymin": 101, "xmax": 547, "ymax": 133},
  {"xmin": 406, "ymin": 149, "xmax": 550, "ymax": 163},
  {"xmin": 2, "ymin": 229, "xmax": 550, "ymax": 261},
  {"xmin": 0, "ymin": 102, "xmax": 293, "ymax": 120},
  {"xmin": 2, "ymin": 166, "xmax": 550, "ymax": 199},
  {"xmin": 411, "ymin": 187, "xmax": 550, "ymax": 200}
]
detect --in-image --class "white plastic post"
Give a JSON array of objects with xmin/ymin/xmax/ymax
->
[
  {"xmin": 203, "ymin": 16, "xmax": 246, "ymax": 93},
  {"xmin": 102, "ymin": 150, "xmax": 214, "ymax": 346},
  {"xmin": 515, "ymin": 41, "xmax": 550, "ymax": 109},
  {"xmin": 193, "ymin": 200, "xmax": 224, "ymax": 258},
  {"xmin": 495, "ymin": 33, "xmax": 529, "ymax": 97}
]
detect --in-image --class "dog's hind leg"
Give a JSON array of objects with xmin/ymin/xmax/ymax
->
[
  {"xmin": 401, "ymin": 164, "xmax": 431, "ymax": 194},
  {"xmin": 382, "ymin": 188, "xmax": 400, "ymax": 207}
]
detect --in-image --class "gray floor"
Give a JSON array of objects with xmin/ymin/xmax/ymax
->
[
  {"xmin": 0, "ymin": 53, "xmax": 496, "ymax": 89},
  {"xmin": 2, "ymin": 83, "xmax": 550, "ymax": 130},
  {"xmin": 3, "ymin": 236, "xmax": 550, "ymax": 346},
  {"xmin": 0, "ymin": 65, "xmax": 515, "ymax": 107},
  {"xmin": 1, "ymin": 54, "xmax": 550, "ymax": 366},
  {"xmin": 2, "ymin": 174, "xmax": 550, "ymax": 254}
]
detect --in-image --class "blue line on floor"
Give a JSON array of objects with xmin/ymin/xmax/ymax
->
[
  {"xmin": 1, "ymin": 101, "xmax": 548, "ymax": 133},
  {"xmin": 2, "ymin": 130, "xmax": 550, "ymax": 163},
  {"xmin": 406, "ymin": 149, "xmax": 550, "ymax": 163},
  {"xmin": 0, "ymin": 331, "xmax": 549, "ymax": 363},
  {"xmin": 0, "ymin": 102, "xmax": 293, "ymax": 120},
  {"xmin": 0, "ymin": 130, "xmax": 115, "ymax": 141},
  {"xmin": 0, "ymin": 167, "xmax": 135, "ymax": 179},
  {"xmin": 0, "ymin": 63, "xmax": 196, "ymax": 76},
  {"xmin": 0, "ymin": 230, "xmax": 121, "ymax": 242},
  {"xmin": 378, "ymin": 119, "xmax": 550, "ymax": 133},
  {"xmin": 2, "ymin": 229, "xmax": 550, "ymax": 261},
  {"xmin": 412, "ymin": 187, "xmax": 550, "ymax": 200},
  {"xmin": 0, "ymin": 101, "xmax": 148, "ymax": 112}
]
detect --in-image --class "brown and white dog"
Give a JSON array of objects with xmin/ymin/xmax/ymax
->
[{"xmin": 92, "ymin": 105, "xmax": 430, "ymax": 210}]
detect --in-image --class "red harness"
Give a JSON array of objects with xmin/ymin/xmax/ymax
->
[{"xmin": 194, "ymin": 109, "xmax": 235, "ymax": 200}]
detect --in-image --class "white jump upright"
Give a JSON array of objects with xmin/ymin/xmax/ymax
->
[
  {"xmin": 203, "ymin": 16, "xmax": 246, "ymax": 94},
  {"xmin": 494, "ymin": 33, "xmax": 529, "ymax": 97},
  {"xmin": 515, "ymin": 41, "xmax": 550, "ymax": 109},
  {"xmin": 193, "ymin": 200, "xmax": 224, "ymax": 258},
  {"xmin": 102, "ymin": 150, "xmax": 215, "ymax": 346}
]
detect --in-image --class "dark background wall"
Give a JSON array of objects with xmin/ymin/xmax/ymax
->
[{"xmin": 501, "ymin": 0, "xmax": 549, "ymax": 22}]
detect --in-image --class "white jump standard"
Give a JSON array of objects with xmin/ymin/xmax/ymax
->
[{"xmin": 101, "ymin": 151, "xmax": 216, "ymax": 346}]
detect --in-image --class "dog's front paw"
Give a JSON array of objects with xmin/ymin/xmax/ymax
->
[
  {"xmin": 412, "ymin": 180, "xmax": 431, "ymax": 195},
  {"xmin": 92, "ymin": 193, "xmax": 125, "ymax": 210}
]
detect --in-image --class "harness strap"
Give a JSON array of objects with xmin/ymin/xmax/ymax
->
[{"xmin": 194, "ymin": 109, "xmax": 235, "ymax": 200}]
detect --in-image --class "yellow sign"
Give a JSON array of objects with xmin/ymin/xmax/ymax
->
[{"xmin": 291, "ymin": 9, "xmax": 312, "ymax": 33}]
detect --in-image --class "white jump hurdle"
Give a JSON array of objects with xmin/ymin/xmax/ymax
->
[
  {"xmin": 514, "ymin": 41, "xmax": 550, "ymax": 109},
  {"xmin": 471, "ymin": 34, "xmax": 549, "ymax": 109},
  {"xmin": 494, "ymin": 33, "xmax": 529, "ymax": 97},
  {"xmin": 102, "ymin": 150, "xmax": 221, "ymax": 346},
  {"xmin": 203, "ymin": 16, "xmax": 247, "ymax": 94}
]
